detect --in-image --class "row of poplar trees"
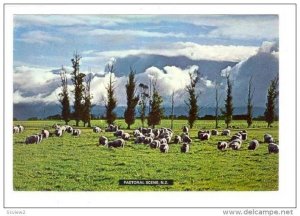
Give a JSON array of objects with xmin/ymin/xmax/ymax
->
[{"xmin": 58, "ymin": 53, "xmax": 279, "ymax": 129}]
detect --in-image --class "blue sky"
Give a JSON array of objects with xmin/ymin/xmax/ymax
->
[{"xmin": 13, "ymin": 15, "xmax": 279, "ymax": 107}]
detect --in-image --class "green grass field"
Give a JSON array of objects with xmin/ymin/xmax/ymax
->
[{"xmin": 13, "ymin": 119, "xmax": 278, "ymax": 191}]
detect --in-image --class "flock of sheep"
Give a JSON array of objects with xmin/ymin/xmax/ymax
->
[{"xmin": 13, "ymin": 123, "xmax": 279, "ymax": 154}]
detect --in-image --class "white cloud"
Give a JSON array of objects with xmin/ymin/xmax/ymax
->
[
  {"xmin": 14, "ymin": 15, "xmax": 130, "ymax": 28},
  {"xmin": 13, "ymin": 89, "xmax": 60, "ymax": 104},
  {"xmin": 17, "ymin": 30, "xmax": 64, "ymax": 44},
  {"xmin": 83, "ymin": 42, "xmax": 258, "ymax": 63},
  {"xmin": 87, "ymin": 28, "xmax": 186, "ymax": 38}
]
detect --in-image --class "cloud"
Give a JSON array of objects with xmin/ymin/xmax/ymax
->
[
  {"xmin": 14, "ymin": 15, "xmax": 130, "ymax": 28},
  {"xmin": 17, "ymin": 30, "xmax": 64, "ymax": 44},
  {"xmin": 13, "ymin": 89, "xmax": 61, "ymax": 104},
  {"xmin": 83, "ymin": 42, "xmax": 258, "ymax": 63},
  {"xmin": 219, "ymin": 41, "xmax": 279, "ymax": 106},
  {"xmin": 87, "ymin": 28, "xmax": 186, "ymax": 38}
]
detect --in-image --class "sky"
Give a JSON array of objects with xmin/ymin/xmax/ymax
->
[{"xmin": 13, "ymin": 14, "xmax": 279, "ymax": 109}]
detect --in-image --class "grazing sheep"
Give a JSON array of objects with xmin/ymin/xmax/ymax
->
[
  {"xmin": 180, "ymin": 133, "xmax": 190, "ymax": 138},
  {"xmin": 66, "ymin": 126, "xmax": 73, "ymax": 133},
  {"xmin": 72, "ymin": 129, "xmax": 81, "ymax": 136},
  {"xmin": 17, "ymin": 125, "xmax": 24, "ymax": 132},
  {"xmin": 153, "ymin": 129, "xmax": 160, "ymax": 138},
  {"xmin": 41, "ymin": 129, "xmax": 49, "ymax": 138},
  {"xmin": 37, "ymin": 134, "xmax": 43, "ymax": 143},
  {"xmin": 240, "ymin": 133, "xmax": 247, "ymax": 140},
  {"xmin": 143, "ymin": 137, "xmax": 153, "ymax": 145},
  {"xmin": 180, "ymin": 143, "xmax": 189, "ymax": 153},
  {"xmin": 211, "ymin": 129, "xmax": 218, "ymax": 136},
  {"xmin": 135, "ymin": 135, "xmax": 145, "ymax": 144},
  {"xmin": 264, "ymin": 134, "xmax": 274, "ymax": 143},
  {"xmin": 231, "ymin": 134, "xmax": 242, "ymax": 141},
  {"xmin": 105, "ymin": 124, "xmax": 118, "ymax": 132},
  {"xmin": 228, "ymin": 138, "xmax": 242, "ymax": 147},
  {"xmin": 121, "ymin": 132, "xmax": 130, "ymax": 140},
  {"xmin": 60, "ymin": 126, "xmax": 66, "ymax": 132},
  {"xmin": 182, "ymin": 134, "xmax": 192, "ymax": 144},
  {"xmin": 164, "ymin": 136, "xmax": 172, "ymax": 143},
  {"xmin": 108, "ymin": 139, "xmax": 125, "ymax": 148},
  {"xmin": 55, "ymin": 128, "xmax": 63, "ymax": 137},
  {"xmin": 248, "ymin": 140, "xmax": 259, "ymax": 150},
  {"xmin": 174, "ymin": 135, "xmax": 182, "ymax": 144},
  {"xmin": 99, "ymin": 136, "xmax": 108, "ymax": 146},
  {"xmin": 198, "ymin": 131, "xmax": 210, "ymax": 140},
  {"xmin": 114, "ymin": 130, "xmax": 124, "ymax": 137},
  {"xmin": 25, "ymin": 135, "xmax": 39, "ymax": 144},
  {"xmin": 160, "ymin": 138, "xmax": 168, "ymax": 145},
  {"xmin": 268, "ymin": 143, "xmax": 279, "ymax": 154},
  {"xmin": 221, "ymin": 129, "xmax": 230, "ymax": 136},
  {"xmin": 141, "ymin": 128, "xmax": 148, "ymax": 135},
  {"xmin": 13, "ymin": 126, "xmax": 20, "ymax": 134},
  {"xmin": 230, "ymin": 141, "xmax": 242, "ymax": 150},
  {"xmin": 182, "ymin": 126, "xmax": 189, "ymax": 133},
  {"xmin": 150, "ymin": 140, "xmax": 161, "ymax": 149},
  {"xmin": 93, "ymin": 126, "xmax": 101, "ymax": 133},
  {"xmin": 133, "ymin": 130, "xmax": 141, "ymax": 137},
  {"xmin": 160, "ymin": 143, "xmax": 169, "ymax": 153},
  {"xmin": 217, "ymin": 141, "xmax": 228, "ymax": 151},
  {"xmin": 52, "ymin": 123, "xmax": 60, "ymax": 129}
]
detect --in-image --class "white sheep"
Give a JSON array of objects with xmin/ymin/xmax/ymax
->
[
  {"xmin": 121, "ymin": 132, "xmax": 130, "ymax": 140},
  {"xmin": 143, "ymin": 137, "xmax": 153, "ymax": 145},
  {"xmin": 181, "ymin": 134, "xmax": 192, "ymax": 144},
  {"xmin": 174, "ymin": 135, "xmax": 182, "ymax": 144},
  {"xmin": 93, "ymin": 126, "xmax": 101, "ymax": 133},
  {"xmin": 160, "ymin": 143, "xmax": 169, "ymax": 153},
  {"xmin": 150, "ymin": 140, "xmax": 160, "ymax": 149},
  {"xmin": 180, "ymin": 143, "xmax": 189, "ymax": 153},
  {"xmin": 182, "ymin": 126, "xmax": 189, "ymax": 133},
  {"xmin": 25, "ymin": 135, "xmax": 39, "ymax": 144},
  {"xmin": 41, "ymin": 129, "xmax": 49, "ymax": 138},
  {"xmin": 55, "ymin": 128, "xmax": 63, "ymax": 137},
  {"xmin": 17, "ymin": 125, "xmax": 24, "ymax": 132},
  {"xmin": 230, "ymin": 141, "xmax": 242, "ymax": 150},
  {"xmin": 221, "ymin": 129, "xmax": 231, "ymax": 136},
  {"xmin": 264, "ymin": 134, "xmax": 274, "ymax": 143},
  {"xmin": 13, "ymin": 126, "xmax": 20, "ymax": 134},
  {"xmin": 108, "ymin": 139, "xmax": 125, "ymax": 148},
  {"xmin": 211, "ymin": 129, "xmax": 218, "ymax": 136},
  {"xmin": 217, "ymin": 141, "xmax": 228, "ymax": 151},
  {"xmin": 66, "ymin": 126, "xmax": 73, "ymax": 133},
  {"xmin": 248, "ymin": 140, "xmax": 259, "ymax": 150},
  {"xmin": 72, "ymin": 129, "xmax": 81, "ymax": 136},
  {"xmin": 99, "ymin": 136, "xmax": 108, "ymax": 146},
  {"xmin": 135, "ymin": 135, "xmax": 145, "ymax": 144},
  {"xmin": 268, "ymin": 143, "xmax": 279, "ymax": 154}
]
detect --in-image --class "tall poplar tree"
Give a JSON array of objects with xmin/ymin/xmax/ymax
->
[
  {"xmin": 58, "ymin": 66, "xmax": 71, "ymax": 125},
  {"xmin": 124, "ymin": 68, "xmax": 139, "ymax": 129},
  {"xmin": 264, "ymin": 74, "xmax": 279, "ymax": 127},
  {"xmin": 71, "ymin": 52, "xmax": 85, "ymax": 126}
]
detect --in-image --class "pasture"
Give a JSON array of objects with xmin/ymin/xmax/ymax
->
[{"xmin": 13, "ymin": 119, "xmax": 279, "ymax": 191}]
